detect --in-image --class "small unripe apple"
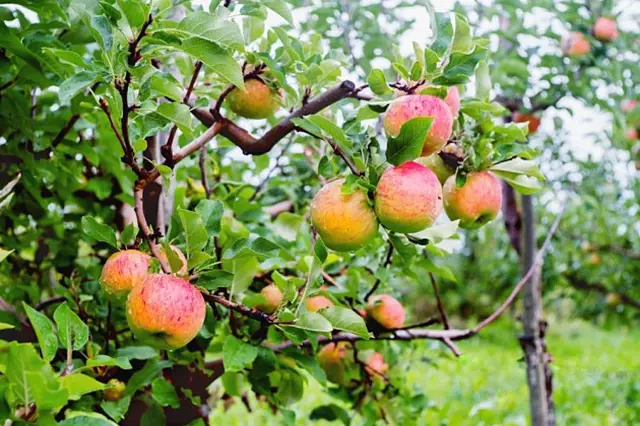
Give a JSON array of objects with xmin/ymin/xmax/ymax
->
[
  {"xmin": 374, "ymin": 161, "xmax": 443, "ymax": 233},
  {"xmin": 310, "ymin": 179, "xmax": 379, "ymax": 252},
  {"xmin": 126, "ymin": 274, "xmax": 206, "ymax": 350},
  {"xmin": 621, "ymin": 99, "xmax": 638, "ymax": 113},
  {"xmin": 605, "ymin": 293, "xmax": 621, "ymax": 306},
  {"xmin": 383, "ymin": 95, "xmax": 454, "ymax": 156},
  {"xmin": 626, "ymin": 128, "xmax": 638, "ymax": 140},
  {"xmin": 593, "ymin": 17, "xmax": 619, "ymax": 42},
  {"xmin": 443, "ymin": 171, "xmax": 503, "ymax": 229},
  {"xmin": 256, "ymin": 284, "xmax": 283, "ymax": 314},
  {"xmin": 561, "ymin": 32, "xmax": 590, "ymax": 57},
  {"xmin": 318, "ymin": 342, "xmax": 351, "ymax": 385},
  {"xmin": 365, "ymin": 294, "xmax": 405, "ymax": 329},
  {"xmin": 305, "ymin": 295, "xmax": 334, "ymax": 313},
  {"xmin": 158, "ymin": 245, "xmax": 188, "ymax": 274},
  {"xmin": 417, "ymin": 153, "xmax": 457, "ymax": 187},
  {"xmin": 226, "ymin": 78, "xmax": 281, "ymax": 119},
  {"xmin": 103, "ymin": 379, "xmax": 126, "ymax": 401},
  {"xmin": 100, "ymin": 250, "xmax": 150, "ymax": 301},
  {"xmin": 512, "ymin": 112, "xmax": 541, "ymax": 134},
  {"xmin": 364, "ymin": 351, "xmax": 388, "ymax": 377}
]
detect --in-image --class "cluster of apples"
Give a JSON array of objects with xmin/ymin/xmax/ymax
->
[
  {"xmin": 311, "ymin": 84, "xmax": 503, "ymax": 252},
  {"xmin": 100, "ymin": 246, "xmax": 206, "ymax": 350},
  {"xmin": 561, "ymin": 16, "xmax": 619, "ymax": 57}
]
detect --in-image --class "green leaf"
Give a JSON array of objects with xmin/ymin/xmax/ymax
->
[
  {"xmin": 0, "ymin": 172, "xmax": 20, "ymax": 201},
  {"xmin": 54, "ymin": 302, "xmax": 89, "ymax": 351},
  {"xmin": 386, "ymin": 117, "xmax": 434, "ymax": 165},
  {"xmin": 492, "ymin": 171, "xmax": 544, "ymax": 195},
  {"xmin": 60, "ymin": 374, "xmax": 107, "ymax": 400},
  {"xmin": 310, "ymin": 404, "xmax": 351, "ymax": 425},
  {"xmin": 115, "ymin": 346, "xmax": 158, "ymax": 360},
  {"xmin": 23, "ymin": 303, "xmax": 58, "ymax": 362},
  {"xmin": 101, "ymin": 396, "xmax": 132, "ymax": 422},
  {"xmin": 196, "ymin": 199, "xmax": 224, "ymax": 237},
  {"xmin": 89, "ymin": 15, "xmax": 113, "ymax": 51},
  {"xmin": 263, "ymin": 0, "xmax": 294, "ymax": 24},
  {"xmin": 421, "ymin": 258, "xmax": 457, "ymax": 282},
  {"xmin": 490, "ymin": 158, "xmax": 545, "ymax": 181},
  {"xmin": 86, "ymin": 355, "xmax": 133, "ymax": 370},
  {"xmin": 320, "ymin": 307, "xmax": 369, "ymax": 339},
  {"xmin": 367, "ymin": 69, "xmax": 390, "ymax": 96},
  {"xmin": 223, "ymin": 336, "xmax": 259, "ymax": 372},
  {"xmin": 475, "ymin": 61, "xmax": 491, "ymax": 102},
  {"xmin": 155, "ymin": 103, "xmax": 192, "ymax": 133},
  {"xmin": 126, "ymin": 359, "xmax": 172, "ymax": 395},
  {"xmin": 59, "ymin": 72, "xmax": 96, "ymax": 104},
  {"xmin": 293, "ymin": 312, "xmax": 332, "ymax": 333},
  {"xmin": 197, "ymin": 270, "xmax": 234, "ymax": 290},
  {"xmin": 5, "ymin": 342, "xmax": 68, "ymax": 410},
  {"xmin": 451, "ymin": 13, "xmax": 473, "ymax": 52},
  {"xmin": 272, "ymin": 213, "xmax": 304, "ymax": 242},
  {"xmin": 151, "ymin": 377, "xmax": 180, "ymax": 408},
  {"xmin": 60, "ymin": 414, "xmax": 119, "ymax": 426},
  {"xmin": 81, "ymin": 216, "xmax": 118, "ymax": 248},
  {"xmin": 178, "ymin": 209, "xmax": 208, "ymax": 255},
  {"xmin": 0, "ymin": 248, "xmax": 13, "ymax": 263},
  {"xmin": 411, "ymin": 220, "xmax": 459, "ymax": 244},
  {"xmin": 433, "ymin": 45, "xmax": 488, "ymax": 86},
  {"xmin": 430, "ymin": 12, "xmax": 453, "ymax": 57},
  {"xmin": 297, "ymin": 115, "xmax": 350, "ymax": 148},
  {"xmin": 174, "ymin": 11, "xmax": 245, "ymax": 52},
  {"xmin": 223, "ymin": 236, "xmax": 289, "ymax": 260},
  {"xmin": 0, "ymin": 21, "xmax": 42, "ymax": 71},
  {"xmin": 410, "ymin": 61, "xmax": 423, "ymax": 81},
  {"xmin": 179, "ymin": 38, "xmax": 244, "ymax": 88},
  {"xmin": 0, "ymin": 322, "xmax": 14, "ymax": 330},
  {"xmin": 117, "ymin": 0, "xmax": 146, "ymax": 29},
  {"xmin": 120, "ymin": 223, "xmax": 137, "ymax": 247}
]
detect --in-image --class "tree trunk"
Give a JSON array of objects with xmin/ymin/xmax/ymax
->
[{"xmin": 519, "ymin": 194, "xmax": 554, "ymax": 425}]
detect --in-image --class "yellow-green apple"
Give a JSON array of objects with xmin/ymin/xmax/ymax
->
[
  {"xmin": 443, "ymin": 171, "xmax": 503, "ymax": 229},
  {"xmin": 561, "ymin": 32, "xmax": 590, "ymax": 56},
  {"xmin": 103, "ymin": 379, "xmax": 126, "ymax": 401},
  {"xmin": 605, "ymin": 293, "xmax": 621, "ymax": 306},
  {"xmin": 512, "ymin": 112, "xmax": 541, "ymax": 134},
  {"xmin": 318, "ymin": 342, "xmax": 351, "ymax": 385},
  {"xmin": 126, "ymin": 274, "xmax": 206, "ymax": 350},
  {"xmin": 256, "ymin": 284, "xmax": 283, "ymax": 314},
  {"xmin": 158, "ymin": 245, "xmax": 188, "ymax": 274},
  {"xmin": 365, "ymin": 294, "xmax": 405, "ymax": 329},
  {"xmin": 593, "ymin": 17, "xmax": 619, "ymax": 42},
  {"xmin": 416, "ymin": 154, "xmax": 455, "ymax": 184},
  {"xmin": 227, "ymin": 78, "xmax": 281, "ymax": 119},
  {"xmin": 310, "ymin": 178, "xmax": 379, "ymax": 251},
  {"xmin": 374, "ymin": 161, "xmax": 443, "ymax": 233},
  {"xmin": 100, "ymin": 250, "xmax": 150, "ymax": 300},
  {"xmin": 383, "ymin": 94, "xmax": 454, "ymax": 156}
]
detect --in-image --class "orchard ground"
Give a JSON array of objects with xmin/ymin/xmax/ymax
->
[{"xmin": 211, "ymin": 318, "xmax": 640, "ymax": 425}]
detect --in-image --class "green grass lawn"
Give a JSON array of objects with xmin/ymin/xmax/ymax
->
[{"xmin": 209, "ymin": 318, "xmax": 640, "ymax": 425}]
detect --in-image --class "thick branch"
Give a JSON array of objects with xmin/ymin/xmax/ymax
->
[
  {"xmin": 192, "ymin": 80, "xmax": 361, "ymax": 155},
  {"xmin": 565, "ymin": 274, "xmax": 640, "ymax": 309}
]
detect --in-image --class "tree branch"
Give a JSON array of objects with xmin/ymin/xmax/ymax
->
[
  {"xmin": 429, "ymin": 273, "xmax": 450, "ymax": 330},
  {"xmin": 564, "ymin": 274, "xmax": 640, "ymax": 309},
  {"xmin": 201, "ymin": 292, "xmax": 274, "ymax": 324},
  {"xmin": 191, "ymin": 80, "xmax": 362, "ymax": 155},
  {"xmin": 364, "ymin": 244, "xmax": 394, "ymax": 301}
]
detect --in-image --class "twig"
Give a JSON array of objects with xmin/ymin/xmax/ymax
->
[
  {"xmin": 323, "ymin": 137, "xmax": 362, "ymax": 176},
  {"xmin": 211, "ymin": 85, "xmax": 235, "ymax": 120},
  {"xmin": 0, "ymin": 75, "xmax": 18, "ymax": 92},
  {"xmin": 262, "ymin": 200, "xmax": 293, "ymax": 217},
  {"xmin": 51, "ymin": 114, "xmax": 80, "ymax": 148},
  {"xmin": 429, "ymin": 273, "xmax": 450, "ymax": 330},
  {"xmin": 364, "ymin": 244, "xmax": 394, "ymax": 301},
  {"xmin": 249, "ymin": 136, "xmax": 295, "ymax": 201},
  {"xmin": 35, "ymin": 296, "xmax": 66, "ymax": 311},
  {"xmin": 133, "ymin": 188, "xmax": 170, "ymax": 273},
  {"xmin": 394, "ymin": 317, "xmax": 439, "ymax": 330},
  {"xmin": 162, "ymin": 61, "xmax": 203, "ymax": 163},
  {"xmin": 199, "ymin": 144, "xmax": 211, "ymax": 198},
  {"xmin": 201, "ymin": 292, "xmax": 274, "ymax": 324}
]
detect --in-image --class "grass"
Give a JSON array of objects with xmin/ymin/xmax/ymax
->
[{"xmin": 209, "ymin": 318, "xmax": 640, "ymax": 425}]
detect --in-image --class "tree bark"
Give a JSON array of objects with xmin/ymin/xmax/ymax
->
[{"xmin": 519, "ymin": 194, "xmax": 553, "ymax": 425}]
